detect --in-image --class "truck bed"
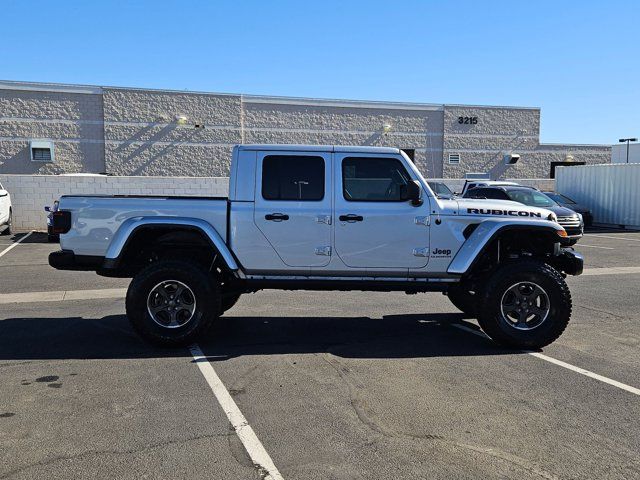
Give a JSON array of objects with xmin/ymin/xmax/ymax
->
[{"xmin": 58, "ymin": 195, "xmax": 229, "ymax": 257}]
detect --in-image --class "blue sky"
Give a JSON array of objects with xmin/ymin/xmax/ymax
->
[{"xmin": 1, "ymin": 0, "xmax": 638, "ymax": 144}]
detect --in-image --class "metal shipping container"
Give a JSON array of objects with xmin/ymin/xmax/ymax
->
[{"xmin": 556, "ymin": 163, "xmax": 640, "ymax": 229}]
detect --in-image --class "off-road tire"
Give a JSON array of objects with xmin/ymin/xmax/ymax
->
[
  {"xmin": 220, "ymin": 293, "xmax": 241, "ymax": 315},
  {"xmin": 478, "ymin": 260, "xmax": 572, "ymax": 349},
  {"xmin": 446, "ymin": 285, "xmax": 480, "ymax": 317},
  {"xmin": 1, "ymin": 209, "xmax": 11, "ymax": 236},
  {"xmin": 126, "ymin": 259, "xmax": 220, "ymax": 347}
]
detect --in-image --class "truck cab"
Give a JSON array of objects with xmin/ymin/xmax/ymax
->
[{"xmin": 229, "ymin": 145, "xmax": 437, "ymax": 276}]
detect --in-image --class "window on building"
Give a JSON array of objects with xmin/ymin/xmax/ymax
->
[
  {"xmin": 342, "ymin": 157, "xmax": 411, "ymax": 202},
  {"xmin": 262, "ymin": 155, "xmax": 325, "ymax": 201},
  {"xmin": 29, "ymin": 140, "xmax": 55, "ymax": 163},
  {"xmin": 401, "ymin": 149, "xmax": 415, "ymax": 162},
  {"xmin": 448, "ymin": 153, "xmax": 461, "ymax": 164}
]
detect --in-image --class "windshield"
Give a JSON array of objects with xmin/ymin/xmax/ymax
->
[
  {"xmin": 545, "ymin": 192, "xmax": 576, "ymax": 204},
  {"xmin": 429, "ymin": 182, "xmax": 453, "ymax": 197},
  {"xmin": 506, "ymin": 190, "xmax": 557, "ymax": 208}
]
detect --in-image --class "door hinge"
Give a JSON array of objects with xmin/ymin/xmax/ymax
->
[
  {"xmin": 412, "ymin": 247, "xmax": 429, "ymax": 257},
  {"xmin": 315, "ymin": 246, "xmax": 332, "ymax": 256},
  {"xmin": 316, "ymin": 215, "xmax": 332, "ymax": 225},
  {"xmin": 414, "ymin": 216, "xmax": 430, "ymax": 226}
]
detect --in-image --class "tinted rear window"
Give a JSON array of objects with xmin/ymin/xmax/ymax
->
[{"xmin": 262, "ymin": 155, "xmax": 325, "ymax": 201}]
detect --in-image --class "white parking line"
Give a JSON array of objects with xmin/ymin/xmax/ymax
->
[
  {"xmin": 586, "ymin": 234, "xmax": 640, "ymax": 243},
  {"xmin": 581, "ymin": 266, "xmax": 640, "ymax": 276},
  {"xmin": 0, "ymin": 231, "xmax": 33, "ymax": 259},
  {"xmin": 576, "ymin": 244, "xmax": 614, "ymax": 250},
  {"xmin": 452, "ymin": 323, "xmax": 640, "ymax": 397},
  {"xmin": 190, "ymin": 344, "xmax": 284, "ymax": 480},
  {"xmin": 0, "ymin": 288, "xmax": 127, "ymax": 304}
]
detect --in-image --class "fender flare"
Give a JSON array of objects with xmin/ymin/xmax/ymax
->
[
  {"xmin": 447, "ymin": 219, "xmax": 564, "ymax": 275},
  {"xmin": 102, "ymin": 216, "xmax": 239, "ymax": 271}
]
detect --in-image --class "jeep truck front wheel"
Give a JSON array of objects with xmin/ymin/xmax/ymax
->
[
  {"xmin": 446, "ymin": 285, "xmax": 480, "ymax": 317},
  {"xmin": 478, "ymin": 260, "xmax": 572, "ymax": 349},
  {"xmin": 126, "ymin": 260, "xmax": 220, "ymax": 346}
]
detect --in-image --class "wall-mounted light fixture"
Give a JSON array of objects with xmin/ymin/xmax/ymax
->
[
  {"xmin": 382, "ymin": 123, "xmax": 392, "ymax": 134},
  {"xmin": 175, "ymin": 115, "xmax": 188, "ymax": 125}
]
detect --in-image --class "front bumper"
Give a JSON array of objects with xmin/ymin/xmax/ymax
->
[{"xmin": 552, "ymin": 249, "xmax": 584, "ymax": 276}]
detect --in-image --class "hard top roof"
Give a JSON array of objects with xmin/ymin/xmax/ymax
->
[{"xmin": 237, "ymin": 144, "xmax": 401, "ymax": 154}]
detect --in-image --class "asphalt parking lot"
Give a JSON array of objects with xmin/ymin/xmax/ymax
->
[{"xmin": 1, "ymin": 230, "xmax": 639, "ymax": 479}]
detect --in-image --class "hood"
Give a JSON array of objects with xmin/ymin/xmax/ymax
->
[
  {"xmin": 439, "ymin": 198, "xmax": 556, "ymax": 220},
  {"xmin": 546, "ymin": 205, "xmax": 579, "ymax": 217},
  {"xmin": 563, "ymin": 203, "xmax": 590, "ymax": 214}
]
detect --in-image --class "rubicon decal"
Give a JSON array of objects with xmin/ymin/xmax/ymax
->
[{"xmin": 467, "ymin": 208, "xmax": 542, "ymax": 218}]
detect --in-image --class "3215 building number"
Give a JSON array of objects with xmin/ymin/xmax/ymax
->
[{"xmin": 458, "ymin": 116, "xmax": 478, "ymax": 124}]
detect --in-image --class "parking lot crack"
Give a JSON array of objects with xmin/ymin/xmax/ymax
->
[
  {"xmin": 0, "ymin": 433, "xmax": 227, "ymax": 479},
  {"xmin": 450, "ymin": 442, "xmax": 560, "ymax": 480},
  {"xmin": 575, "ymin": 304, "xmax": 628, "ymax": 320}
]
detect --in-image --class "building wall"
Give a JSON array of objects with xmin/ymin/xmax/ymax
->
[
  {"xmin": 242, "ymin": 99, "xmax": 444, "ymax": 177},
  {"xmin": 102, "ymin": 88, "xmax": 242, "ymax": 177},
  {"xmin": 611, "ymin": 143, "xmax": 640, "ymax": 164},
  {"xmin": 557, "ymin": 163, "xmax": 640, "ymax": 228},
  {"xmin": 0, "ymin": 81, "xmax": 612, "ymax": 179},
  {"xmin": 442, "ymin": 105, "xmax": 610, "ymax": 178},
  {"xmin": 0, "ymin": 87, "xmax": 105, "ymax": 174},
  {"xmin": 1, "ymin": 174, "xmax": 228, "ymax": 231}
]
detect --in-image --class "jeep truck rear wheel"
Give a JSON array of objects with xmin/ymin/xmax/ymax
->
[
  {"xmin": 220, "ymin": 293, "xmax": 241, "ymax": 315},
  {"xmin": 478, "ymin": 260, "xmax": 572, "ymax": 349},
  {"xmin": 126, "ymin": 260, "xmax": 220, "ymax": 346}
]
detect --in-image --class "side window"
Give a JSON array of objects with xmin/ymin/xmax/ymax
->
[
  {"xmin": 485, "ymin": 189, "xmax": 507, "ymax": 200},
  {"xmin": 262, "ymin": 155, "xmax": 325, "ymax": 201},
  {"xmin": 466, "ymin": 188, "xmax": 485, "ymax": 198},
  {"xmin": 342, "ymin": 157, "xmax": 411, "ymax": 202}
]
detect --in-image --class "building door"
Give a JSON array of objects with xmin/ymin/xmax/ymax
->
[{"xmin": 550, "ymin": 161, "xmax": 585, "ymax": 178}]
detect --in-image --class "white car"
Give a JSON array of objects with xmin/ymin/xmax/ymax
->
[
  {"xmin": 0, "ymin": 179, "xmax": 12, "ymax": 235},
  {"xmin": 459, "ymin": 180, "xmax": 520, "ymax": 196}
]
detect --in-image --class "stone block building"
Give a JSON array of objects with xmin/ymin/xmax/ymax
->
[{"xmin": 0, "ymin": 80, "xmax": 610, "ymax": 178}]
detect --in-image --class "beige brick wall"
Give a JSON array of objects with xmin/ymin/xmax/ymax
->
[
  {"xmin": 243, "ymin": 100, "xmax": 444, "ymax": 177},
  {"xmin": 0, "ymin": 88, "xmax": 105, "ymax": 174},
  {"xmin": 442, "ymin": 105, "xmax": 610, "ymax": 178},
  {"xmin": 1, "ymin": 175, "xmax": 228, "ymax": 231},
  {"xmin": 102, "ymin": 88, "xmax": 242, "ymax": 177},
  {"xmin": 0, "ymin": 81, "xmax": 612, "ymax": 180}
]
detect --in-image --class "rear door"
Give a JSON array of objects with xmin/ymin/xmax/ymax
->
[
  {"xmin": 334, "ymin": 153, "xmax": 430, "ymax": 269},
  {"xmin": 253, "ymin": 150, "xmax": 332, "ymax": 267}
]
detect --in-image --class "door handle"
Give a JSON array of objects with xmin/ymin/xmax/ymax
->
[
  {"xmin": 265, "ymin": 213, "xmax": 289, "ymax": 221},
  {"xmin": 339, "ymin": 214, "xmax": 364, "ymax": 222}
]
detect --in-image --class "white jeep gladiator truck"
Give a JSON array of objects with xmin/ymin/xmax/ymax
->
[{"xmin": 49, "ymin": 145, "xmax": 583, "ymax": 348}]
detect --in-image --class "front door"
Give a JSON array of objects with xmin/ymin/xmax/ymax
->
[
  {"xmin": 334, "ymin": 153, "xmax": 430, "ymax": 269},
  {"xmin": 254, "ymin": 151, "xmax": 332, "ymax": 267}
]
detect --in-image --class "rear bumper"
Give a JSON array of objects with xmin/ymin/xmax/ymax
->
[
  {"xmin": 48, "ymin": 250, "xmax": 103, "ymax": 271},
  {"xmin": 552, "ymin": 249, "xmax": 584, "ymax": 276}
]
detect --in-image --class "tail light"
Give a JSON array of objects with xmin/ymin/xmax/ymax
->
[{"xmin": 52, "ymin": 210, "xmax": 71, "ymax": 234}]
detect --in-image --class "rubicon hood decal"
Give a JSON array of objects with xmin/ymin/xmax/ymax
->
[{"xmin": 466, "ymin": 207, "xmax": 542, "ymax": 218}]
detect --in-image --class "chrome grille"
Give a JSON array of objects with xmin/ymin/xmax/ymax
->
[{"xmin": 557, "ymin": 214, "xmax": 581, "ymax": 228}]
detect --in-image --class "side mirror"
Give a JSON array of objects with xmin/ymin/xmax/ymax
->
[
  {"xmin": 44, "ymin": 206, "xmax": 51, "ymax": 212},
  {"xmin": 401, "ymin": 180, "xmax": 423, "ymax": 206}
]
